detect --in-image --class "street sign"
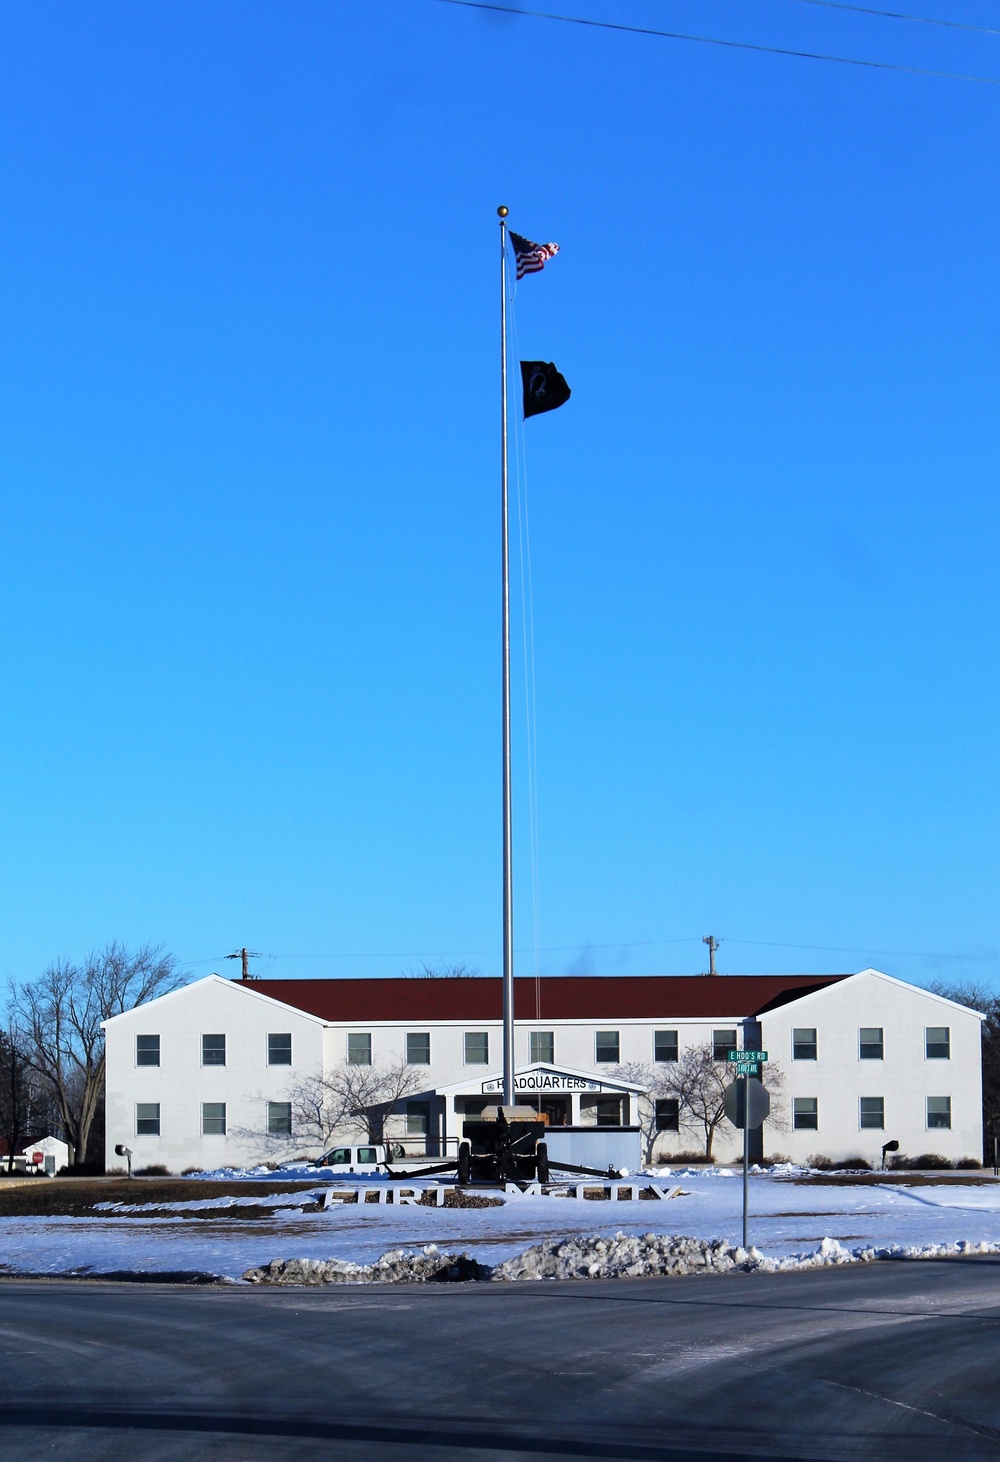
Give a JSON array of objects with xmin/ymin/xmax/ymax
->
[
  {"xmin": 730, "ymin": 1062, "xmax": 760, "ymax": 1078},
  {"xmin": 723, "ymin": 1078, "xmax": 771, "ymax": 1130},
  {"xmin": 727, "ymin": 1050, "xmax": 767, "ymax": 1063}
]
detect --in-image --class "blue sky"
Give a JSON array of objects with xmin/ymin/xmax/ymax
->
[{"xmin": 1, "ymin": 0, "xmax": 998, "ymax": 991}]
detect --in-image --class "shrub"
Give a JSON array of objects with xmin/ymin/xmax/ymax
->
[
  {"xmin": 956, "ymin": 1156, "xmax": 982, "ymax": 1170},
  {"xmin": 888, "ymin": 1153, "xmax": 912, "ymax": 1170},
  {"xmin": 808, "ymin": 1154, "xmax": 835, "ymax": 1170},
  {"xmin": 134, "ymin": 1165, "xmax": 171, "ymax": 1177},
  {"xmin": 766, "ymin": 1153, "xmax": 792, "ymax": 1166},
  {"xmin": 669, "ymin": 1150, "xmax": 715, "ymax": 1164},
  {"xmin": 911, "ymin": 1153, "xmax": 953, "ymax": 1170},
  {"xmin": 833, "ymin": 1157, "xmax": 872, "ymax": 1171},
  {"xmin": 181, "ymin": 1166, "xmax": 205, "ymax": 1175}
]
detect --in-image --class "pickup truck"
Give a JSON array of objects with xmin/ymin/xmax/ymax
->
[{"xmin": 307, "ymin": 1142, "xmax": 403, "ymax": 1173}]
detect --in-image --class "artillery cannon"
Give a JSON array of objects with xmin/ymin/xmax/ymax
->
[{"xmin": 385, "ymin": 1105, "xmax": 624, "ymax": 1188}]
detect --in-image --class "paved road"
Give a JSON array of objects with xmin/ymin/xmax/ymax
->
[{"xmin": 1, "ymin": 1261, "xmax": 1000, "ymax": 1459}]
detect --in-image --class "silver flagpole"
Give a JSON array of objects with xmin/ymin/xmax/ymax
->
[{"xmin": 498, "ymin": 205, "xmax": 514, "ymax": 1108}]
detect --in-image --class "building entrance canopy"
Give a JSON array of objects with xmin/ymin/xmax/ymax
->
[{"xmin": 435, "ymin": 1063, "xmax": 648, "ymax": 1099}]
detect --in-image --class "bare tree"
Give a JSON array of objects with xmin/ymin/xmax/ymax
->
[
  {"xmin": 284, "ymin": 1057, "xmax": 424, "ymax": 1150},
  {"xmin": 651, "ymin": 1044, "xmax": 785, "ymax": 1162},
  {"xmin": 613, "ymin": 1062, "xmax": 660, "ymax": 1165},
  {"xmin": 403, "ymin": 962, "xmax": 481, "ymax": 980},
  {"xmin": 9, "ymin": 942, "xmax": 181, "ymax": 1166},
  {"xmin": 0, "ymin": 1026, "xmax": 44, "ymax": 1166}
]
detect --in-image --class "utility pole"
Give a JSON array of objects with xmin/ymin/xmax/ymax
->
[
  {"xmin": 225, "ymin": 948, "xmax": 262, "ymax": 981},
  {"xmin": 703, "ymin": 935, "xmax": 719, "ymax": 977}
]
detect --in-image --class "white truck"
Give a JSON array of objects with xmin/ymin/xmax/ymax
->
[{"xmin": 307, "ymin": 1142, "xmax": 402, "ymax": 1174}]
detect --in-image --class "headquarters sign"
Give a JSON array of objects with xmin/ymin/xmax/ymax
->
[{"xmin": 480, "ymin": 1068, "xmax": 605, "ymax": 1096}]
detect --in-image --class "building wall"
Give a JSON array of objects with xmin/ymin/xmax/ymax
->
[
  {"xmin": 104, "ymin": 977, "xmax": 324, "ymax": 1172},
  {"xmin": 103, "ymin": 970, "xmax": 985, "ymax": 1172},
  {"xmin": 757, "ymin": 972, "xmax": 983, "ymax": 1166}
]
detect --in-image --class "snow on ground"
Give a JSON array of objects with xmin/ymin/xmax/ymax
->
[{"xmin": 3, "ymin": 1170, "xmax": 1000, "ymax": 1280}]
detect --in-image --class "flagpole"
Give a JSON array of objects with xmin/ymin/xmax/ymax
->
[{"xmin": 498, "ymin": 204, "xmax": 514, "ymax": 1109}]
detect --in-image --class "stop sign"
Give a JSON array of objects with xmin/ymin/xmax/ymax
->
[
  {"xmin": 31, "ymin": 1152, "xmax": 43, "ymax": 1166},
  {"xmin": 723, "ymin": 1078, "xmax": 771, "ymax": 1130}
]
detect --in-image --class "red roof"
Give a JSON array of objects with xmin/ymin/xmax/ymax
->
[{"xmin": 243, "ymin": 974, "xmax": 848, "ymax": 1022}]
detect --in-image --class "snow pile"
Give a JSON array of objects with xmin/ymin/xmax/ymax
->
[
  {"xmin": 492, "ymin": 1232, "xmax": 751, "ymax": 1281},
  {"xmin": 241, "ymin": 1232, "xmax": 1000, "ymax": 1286},
  {"xmin": 243, "ymin": 1244, "xmax": 491, "ymax": 1286}
]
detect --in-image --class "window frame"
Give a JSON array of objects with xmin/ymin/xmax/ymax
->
[
  {"xmin": 793, "ymin": 1097, "xmax": 819, "ymax": 1130},
  {"xmin": 654, "ymin": 1098, "xmax": 680, "ymax": 1132},
  {"xmin": 267, "ymin": 1033, "xmax": 292, "ymax": 1067},
  {"xmin": 595, "ymin": 1030, "xmax": 620, "ymax": 1064},
  {"xmin": 654, "ymin": 1030, "xmax": 679, "ymax": 1063},
  {"xmin": 347, "ymin": 1032, "xmax": 372, "ymax": 1066},
  {"xmin": 792, "ymin": 1028, "xmax": 817, "ymax": 1061},
  {"xmin": 712, "ymin": 1029, "xmax": 738, "ymax": 1062},
  {"xmin": 926, "ymin": 1096, "xmax": 952, "ymax": 1130},
  {"xmin": 530, "ymin": 1031, "xmax": 554, "ymax": 1065},
  {"xmin": 925, "ymin": 1027, "xmax": 951, "ymax": 1061},
  {"xmin": 405, "ymin": 1032, "xmax": 431, "ymax": 1066},
  {"xmin": 135, "ymin": 1102, "xmax": 160, "ymax": 1137},
  {"xmin": 135, "ymin": 1034, "xmax": 160, "ymax": 1068},
  {"xmin": 267, "ymin": 1101, "xmax": 292, "ymax": 1137},
  {"xmin": 201, "ymin": 1102, "xmax": 226, "ymax": 1137},
  {"xmin": 859, "ymin": 1096, "xmax": 885, "ymax": 1130},
  {"xmin": 464, "ymin": 1031, "xmax": 489, "ymax": 1066},
  {"xmin": 201, "ymin": 1033, "xmax": 226, "ymax": 1067},
  {"xmin": 859, "ymin": 1027, "xmax": 884, "ymax": 1061},
  {"xmin": 406, "ymin": 1101, "xmax": 431, "ymax": 1137}
]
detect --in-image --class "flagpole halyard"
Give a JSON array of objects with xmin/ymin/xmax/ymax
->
[{"xmin": 498, "ymin": 204, "xmax": 515, "ymax": 1109}]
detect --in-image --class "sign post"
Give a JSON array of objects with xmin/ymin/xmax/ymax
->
[{"xmin": 725, "ymin": 1052, "xmax": 768, "ymax": 1249}]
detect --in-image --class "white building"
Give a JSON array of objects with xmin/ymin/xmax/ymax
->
[{"xmin": 103, "ymin": 968, "xmax": 984, "ymax": 1172}]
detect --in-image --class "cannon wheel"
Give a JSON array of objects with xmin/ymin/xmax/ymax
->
[
  {"xmin": 536, "ymin": 1141, "xmax": 549, "ymax": 1184},
  {"xmin": 458, "ymin": 1141, "xmax": 471, "ymax": 1185}
]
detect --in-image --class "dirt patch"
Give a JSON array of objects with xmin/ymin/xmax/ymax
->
[
  {"xmin": 789, "ymin": 1175, "xmax": 998, "ymax": 1188},
  {"xmin": 0, "ymin": 1179, "xmax": 322, "ymax": 1218}
]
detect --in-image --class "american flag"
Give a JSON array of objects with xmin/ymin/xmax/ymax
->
[{"xmin": 509, "ymin": 231, "xmax": 560, "ymax": 281}]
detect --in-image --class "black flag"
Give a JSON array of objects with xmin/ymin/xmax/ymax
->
[{"xmin": 520, "ymin": 360, "xmax": 571, "ymax": 419}]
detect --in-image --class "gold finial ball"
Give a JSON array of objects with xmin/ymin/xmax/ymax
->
[{"xmin": 497, "ymin": 205, "xmax": 509, "ymax": 218}]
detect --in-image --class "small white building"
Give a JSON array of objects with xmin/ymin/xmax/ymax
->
[{"xmin": 102, "ymin": 968, "xmax": 984, "ymax": 1172}]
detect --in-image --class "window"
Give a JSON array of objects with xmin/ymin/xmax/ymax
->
[
  {"xmin": 325, "ymin": 1147, "xmax": 351, "ymax": 1165},
  {"xmin": 267, "ymin": 1102, "xmax": 292, "ymax": 1136},
  {"xmin": 268, "ymin": 1033, "xmax": 292, "ymax": 1066},
  {"xmin": 654, "ymin": 1030, "xmax": 678, "ymax": 1063},
  {"xmin": 530, "ymin": 1031, "xmax": 554, "ymax": 1064},
  {"xmin": 202, "ymin": 1034, "xmax": 226, "ymax": 1067},
  {"xmin": 406, "ymin": 1032, "xmax": 431, "ymax": 1066},
  {"xmin": 926, "ymin": 1027, "xmax": 950, "ymax": 1060},
  {"xmin": 927, "ymin": 1096, "xmax": 952, "ymax": 1130},
  {"xmin": 136, "ymin": 1103, "xmax": 160, "ymax": 1136},
  {"xmin": 202, "ymin": 1102, "xmax": 226, "ymax": 1136},
  {"xmin": 859, "ymin": 1028, "xmax": 884, "ymax": 1060},
  {"xmin": 860, "ymin": 1097, "xmax": 884, "ymax": 1130},
  {"xmin": 357, "ymin": 1147, "xmax": 377, "ymax": 1163},
  {"xmin": 793, "ymin": 1097, "xmax": 818, "ymax": 1130},
  {"xmin": 464, "ymin": 1032, "xmax": 489, "ymax": 1064},
  {"xmin": 713, "ymin": 1029, "xmax": 738, "ymax": 1061},
  {"xmin": 406, "ymin": 1102, "xmax": 430, "ymax": 1137},
  {"xmin": 654, "ymin": 1098, "xmax": 679, "ymax": 1132},
  {"xmin": 136, "ymin": 1034, "xmax": 160, "ymax": 1067},
  {"xmin": 595, "ymin": 1030, "xmax": 620, "ymax": 1063},
  {"xmin": 595, "ymin": 1097, "xmax": 622, "ymax": 1126},
  {"xmin": 793, "ymin": 1028, "xmax": 817, "ymax": 1061},
  {"xmin": 347, "ymin": 1032, "xmax": 372, "ymax": 1065}
]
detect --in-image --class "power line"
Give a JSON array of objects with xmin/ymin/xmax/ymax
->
[
  {"xmin": 181, "ymin": 934, "xmax": 998, "ymax": 966},
  {"xmin": 431, "ymin": 0, "xmax": 1000, "ymax": 84},
  {"xmin": 783, "ymin": 0, "xmax": 1000, "ymax": 38}
]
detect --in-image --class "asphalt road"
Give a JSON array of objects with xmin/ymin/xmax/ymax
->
[{"xmin": 1, "ymin": 1261, "xmax": 1000, "ymax": 1460}]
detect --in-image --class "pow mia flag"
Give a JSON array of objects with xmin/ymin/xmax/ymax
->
[{"xmin": 520, "ymin": 360, "xmax": 571, "ymax": 419}]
